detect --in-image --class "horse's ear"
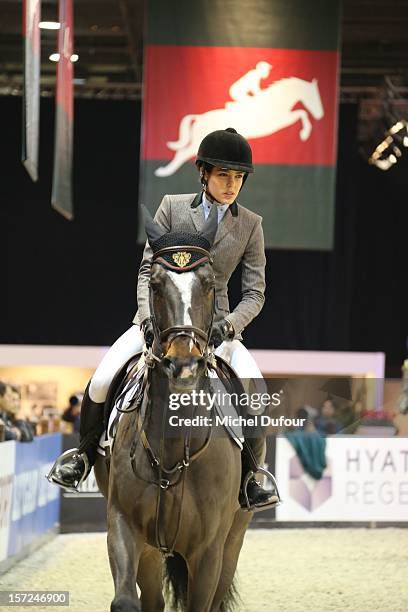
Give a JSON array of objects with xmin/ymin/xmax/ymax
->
[
  {"xmin": 200, "ymin": 202, "xmax": 218, "ymax": 247},
  {"xmin": 141, "ymin": 204, "xmax": 166, "ymax": 246}
]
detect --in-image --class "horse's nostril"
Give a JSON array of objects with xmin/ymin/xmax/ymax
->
[
  {"xmin": 162, "ymin": 358, "xmax": 175, "ymax": 375},
  {"xmin": 197, "ymin": 357, "xmax": 206, "ymax": 370}
]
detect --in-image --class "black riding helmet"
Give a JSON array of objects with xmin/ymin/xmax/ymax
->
[{"xmin": 196, "ymin": 127, "xmax": 254, "ymax": 174}]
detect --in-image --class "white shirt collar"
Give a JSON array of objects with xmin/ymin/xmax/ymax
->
[{"xmin": 202, "ymin": 192, "xmax": 229, "ymax": 218}]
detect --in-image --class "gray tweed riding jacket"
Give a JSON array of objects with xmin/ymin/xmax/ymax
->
[{"xmin": 133, "ymin": 193, "xmax": 266, "ymax": 337}]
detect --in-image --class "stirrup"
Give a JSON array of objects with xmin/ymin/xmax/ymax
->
[
  {"xmin": 241, "ymin": 467, "xmax": 282, "ymax": 513},
  {"xmin": 46, "ymin": 448, "xmax": 90, "ymax": 493}
]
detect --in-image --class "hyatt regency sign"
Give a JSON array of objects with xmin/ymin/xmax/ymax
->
[{"xmin": 276, "ymin": 437, "xmax": 408, "ymax": 521}]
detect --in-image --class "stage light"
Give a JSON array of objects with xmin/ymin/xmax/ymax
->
[
  {"xmin": 71, "ymin": 54, "xmax": 79, "ymax": 62},
  {"xmin": 368, "ymin": 119, "xmax": 407, "ymax": 170},
  {"xmin": 390, "ymin": 121, "xmax": 404, "ymax": 135},
  {"xmin": 39, "ymin": 21, "xmax": 60, "ymax": 30}
]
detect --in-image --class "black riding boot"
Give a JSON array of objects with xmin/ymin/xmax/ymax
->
[
  {"xmin": 51, "ymin": 384, "xmax": 105, "ymax": 489},
  {"xmin": 239, "ymin": 436, "xmax": 280, "ymax": 511}
]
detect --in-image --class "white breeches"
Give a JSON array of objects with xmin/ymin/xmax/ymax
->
[{"xmin": 89, "ymin": 325, "xmax": 264, "ymax": 403}]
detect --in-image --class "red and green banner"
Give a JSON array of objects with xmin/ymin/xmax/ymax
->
[
  {"xmin": 52, "ymin": 0, "xmax": 74, "ymax": 220},
  {"xmin": 140, "ymin": 0, "xmax": 341, "ymax": 250},
  {"xmin": 22, "ymin": 0, "xmax": 41, "ymax": 182}
]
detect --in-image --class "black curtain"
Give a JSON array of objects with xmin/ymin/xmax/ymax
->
[
  {"xmin": 350, "ymin": 147, "xmax": 408, "ymax": 376},
  {"xmin": 229, "ymin": 104, "xmax": 358, "ymax": 352},
  {"xmin": 3, "ymin": 97, "xmax": 141, "ymax": 346},
  {"xmin": 2, "ymin": 98, "xmax": 406, "ymax": 375}
]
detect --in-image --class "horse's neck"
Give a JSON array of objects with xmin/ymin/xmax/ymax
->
[
  {"xmin": 146, "ymin": 369, "xmax": 169, "ymax": 434},
  {"xmin": 147, "ymin": 369, "xmax": 210, "ymax": 462}
]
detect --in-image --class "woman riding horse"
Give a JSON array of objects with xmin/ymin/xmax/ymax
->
[{"xmin": 49, "ymin": 127, "xmax": 278, "ymax": 510}]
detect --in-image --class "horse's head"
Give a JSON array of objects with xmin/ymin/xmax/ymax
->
[
  {"xmin": 304, "ymin": 78, "xmax": 324, "ymax": 120},
  {"xmin": 144, "ymin": 205, "xmax": 218, "ymax": 391}
]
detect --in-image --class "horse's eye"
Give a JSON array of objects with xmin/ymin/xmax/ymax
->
[
  {"xmin": 196, "ymin": 267, "xmax": 214, "ymax": 291},
  {"xmin": 202, "ymin": 277, "xmax": 215, "ymax": 292}
]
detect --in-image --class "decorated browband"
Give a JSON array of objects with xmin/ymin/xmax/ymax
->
[{"xmin": 152, "ymin": 246, "xmax": 212, "ymax": 272}]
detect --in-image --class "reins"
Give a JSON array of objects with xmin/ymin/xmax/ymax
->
[
  {"xmin": 130, "ymin": 386, "xmax": 213, "ymax": 556},
  {"xmin": 130, "ymin": 393, "xmax": 212, "ymax": 490},
  {"xmin": 129, "ymin": 242, "xmax": 216, "ymax": 555}
]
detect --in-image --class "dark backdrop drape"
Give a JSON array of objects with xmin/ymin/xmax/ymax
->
[{"xmin": 2, "ymin": 98, "xmax": 406, "ymax": 375}]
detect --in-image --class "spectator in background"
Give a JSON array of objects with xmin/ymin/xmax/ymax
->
[
  {"xmin": 285, "ymin": 406, "xmax": 327, "ymax": 480},
  {"xmin": 62, "ymin": 395, "xmax": 81, "ymax": 433},
  {"xmin": 10, "ymin": 386, "xmax": 35, "ymax": 441},
  {"xmin": 314, "ymin": 398, "xmax": 341, "ymax": 435},
  {"xmin": 27, "ymin": 403, "xmax": 43, "ymax": 434},
  {"xmin": 0, "ymin": 382, "xmax": 34, "ymax": 442},
  {"xmin": 0, "ymin": 381, "xmax": 21, "ymax": 440},
  {"xmin": 296, "ymin": 405, "xmax": 318, "ymax": 432}
]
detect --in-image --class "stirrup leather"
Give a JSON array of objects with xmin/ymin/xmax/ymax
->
[
  {"xmin": 241, "ymin": 467, "xmax": 282, "ymax": 513},
  {"xmin": 46, "ymin": 448, "xmax": 91, "ymax": 493}
]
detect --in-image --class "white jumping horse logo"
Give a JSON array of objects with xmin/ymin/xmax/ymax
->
[{"xmin": 155, "ymin": 68, "xmax": 324, "ymax": 178}]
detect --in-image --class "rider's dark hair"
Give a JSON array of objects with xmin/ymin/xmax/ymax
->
[{"xmin": 196, "ymin": 161, "xmax": 214, "ymax": 187}]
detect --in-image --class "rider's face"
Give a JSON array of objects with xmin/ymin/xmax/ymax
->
[{"xmin": 205, "ymin": 167, "xmax": 244, "ymax": 204}]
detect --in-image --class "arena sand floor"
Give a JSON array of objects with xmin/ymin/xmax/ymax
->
[{"xmin": 1, "ymin": 528, "xmax": 407, "ymax": 611}]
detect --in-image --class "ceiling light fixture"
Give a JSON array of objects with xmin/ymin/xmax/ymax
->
[
  {"xmin": 49, "ymin": 53, "xmax": 79, "ymax": 63},
  {"xmin": 39, "ymin": 21, "xmax": 60, "ymax": 30},
  {"xmin": 369, "ymin": 119, "xmax": 408, "ymax": 170}
]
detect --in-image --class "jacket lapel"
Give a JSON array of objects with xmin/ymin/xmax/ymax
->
[
  {"xmin": 189, "ymin": 193, "xmax": 205, "ymax": 232},
  {"xmin": 213, "ymin": 207, "xmax": 236, "ymax": 248}
]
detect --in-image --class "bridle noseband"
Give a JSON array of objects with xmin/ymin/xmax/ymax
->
[{"xmin": 148, "ymin": 245, "xmax": 215, "ymax": 361}]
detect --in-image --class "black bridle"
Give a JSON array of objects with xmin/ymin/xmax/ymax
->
[
  {"xmin": 148, "ymin": 245, "xmax": 215, "ymax": 360},
  {"xmin": 132, "ymin": 243, "xmax": 216, "ymax": 555}
]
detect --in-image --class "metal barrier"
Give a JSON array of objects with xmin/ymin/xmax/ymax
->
[{"xmin": 0, "ymin": 434, "xmax": 62, "ymax": 572}]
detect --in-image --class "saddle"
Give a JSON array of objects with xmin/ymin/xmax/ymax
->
[
  {"xmin": 100, "ymin": 351, "xmax": 246, "ymax": 453},
  {"xmin": 103, "ymin": 352, "xmax": 144, "ymax": 431}
]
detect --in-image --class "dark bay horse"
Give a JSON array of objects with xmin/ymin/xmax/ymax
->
[{"xmin": 95, "ymin": 206, "xmax": 253, "ymax": 611}]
